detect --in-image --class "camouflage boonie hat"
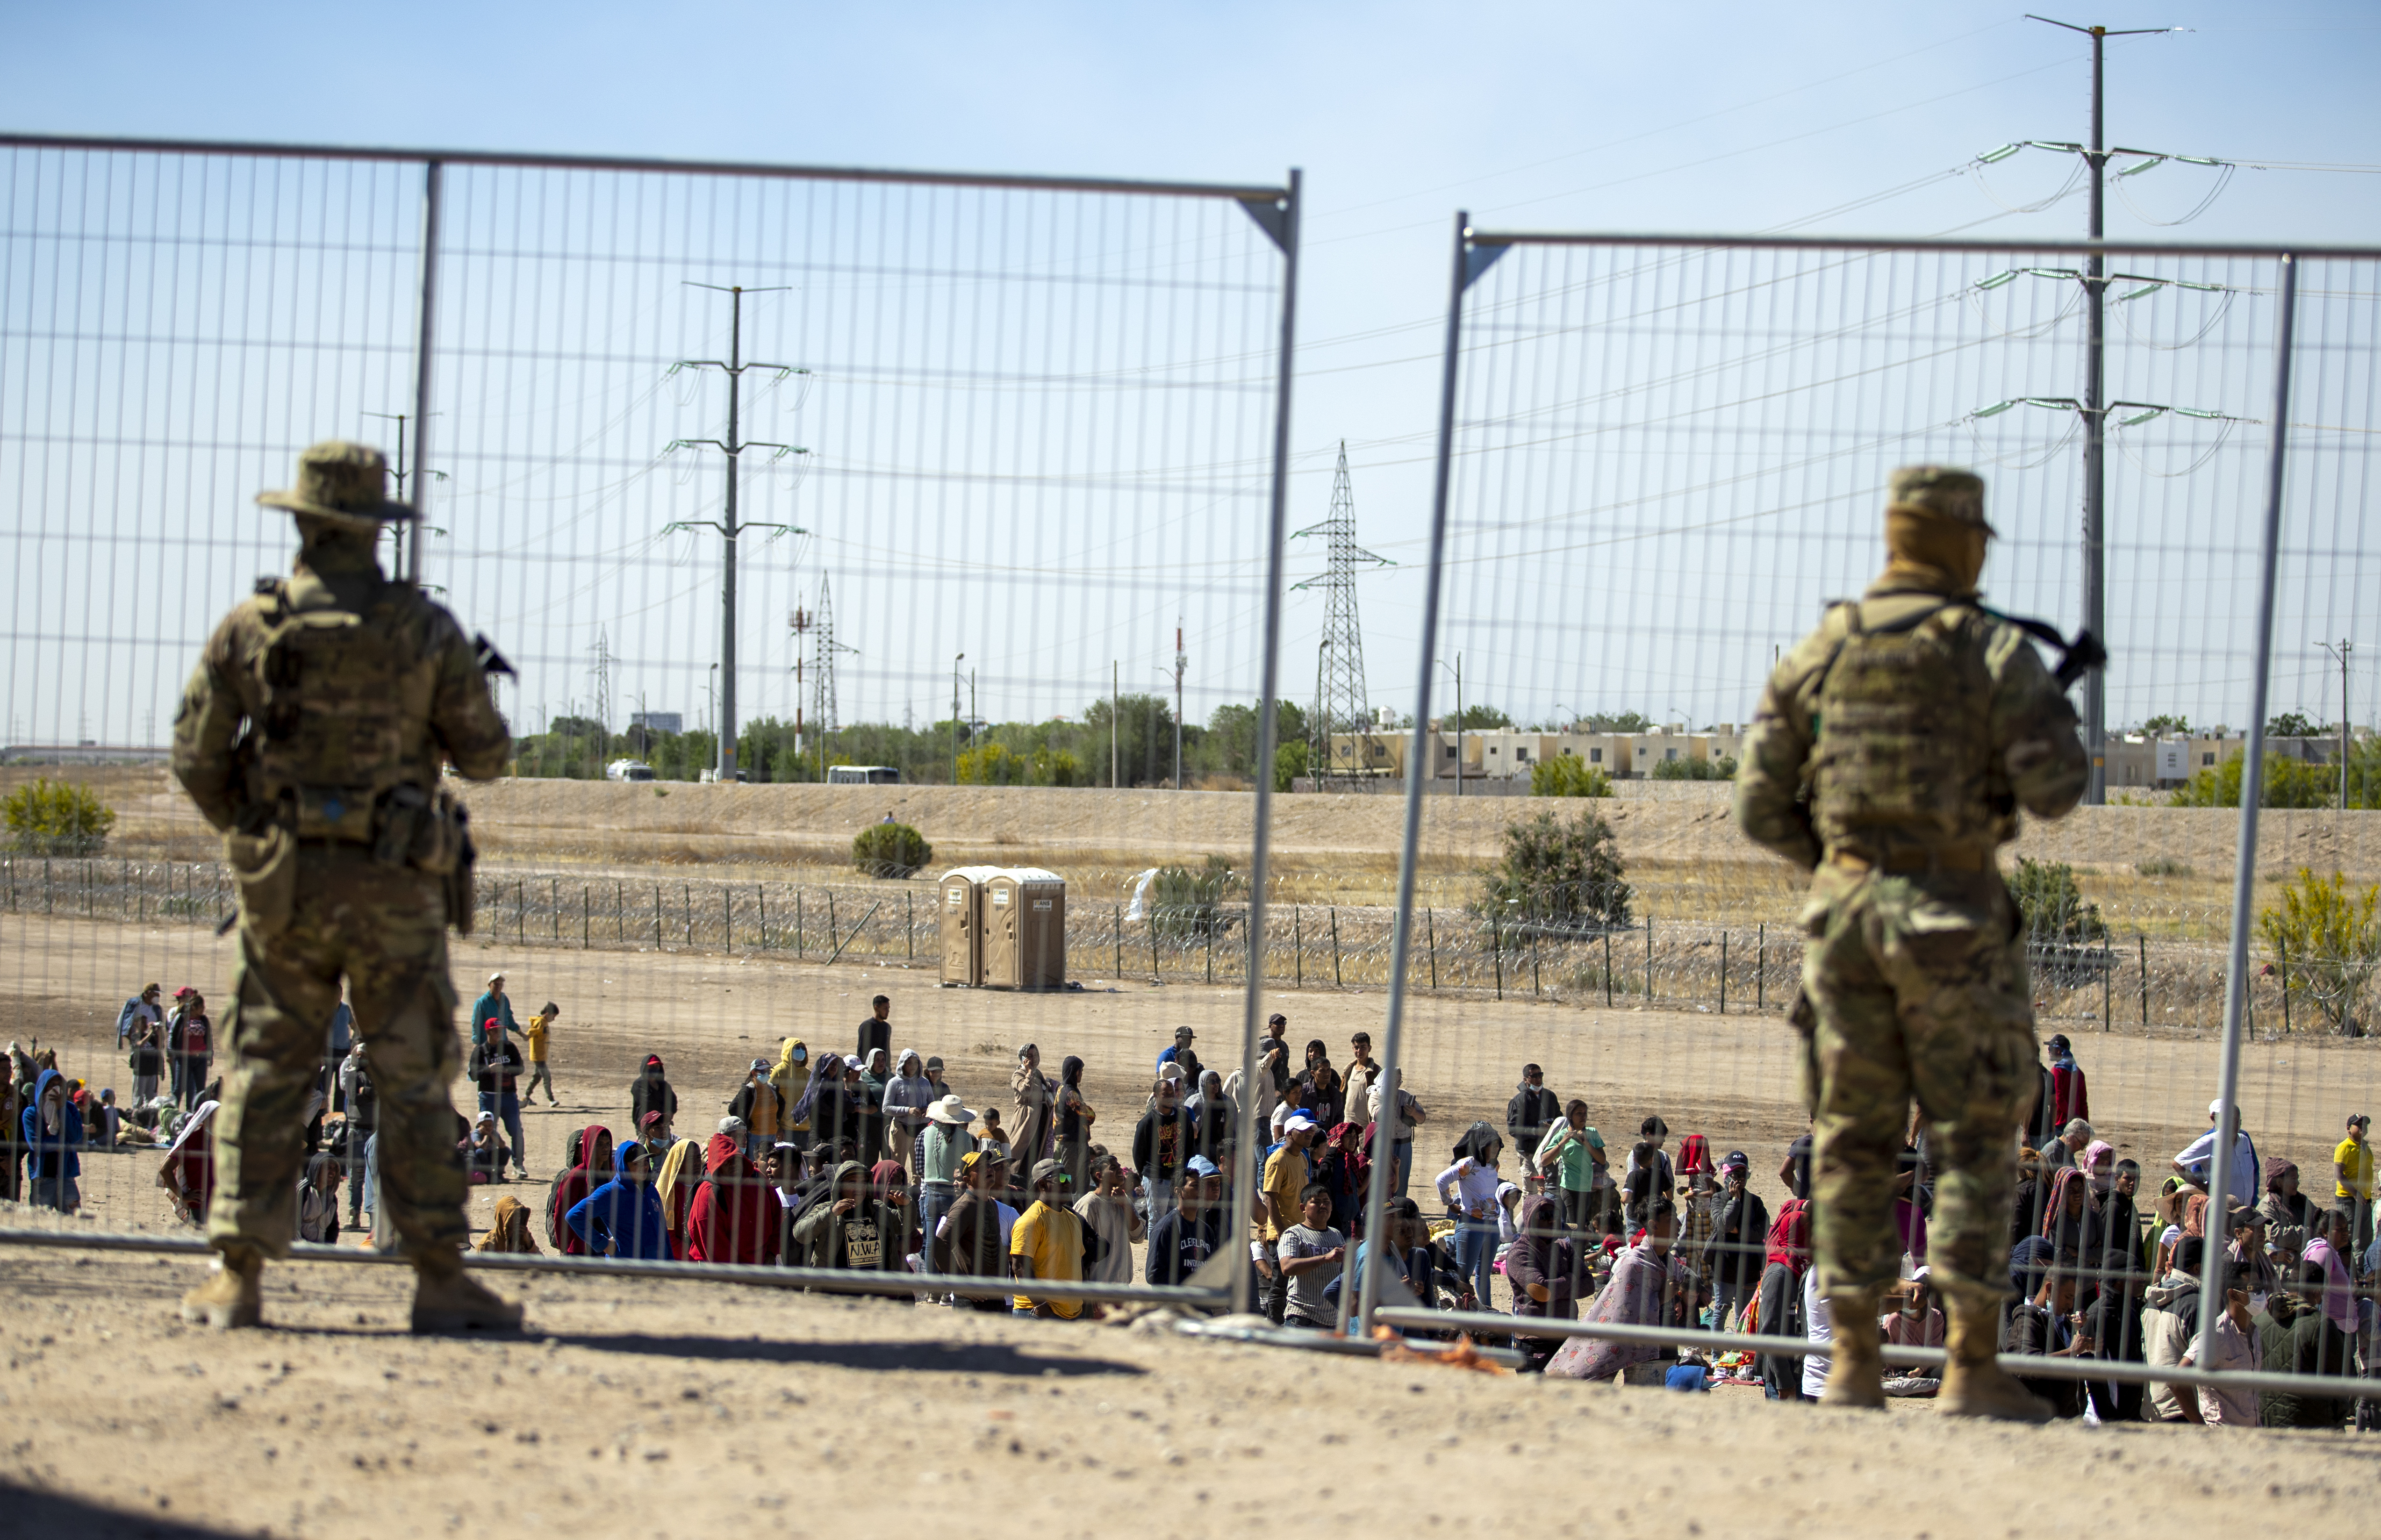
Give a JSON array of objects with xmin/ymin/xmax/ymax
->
[
  {"xmin": 257, "ymin": 441, "xmax": 418, "ymax": 533},
  {"xmin": 1886, "ymin": 465, "xmax": 1994, "ymax": 537}
]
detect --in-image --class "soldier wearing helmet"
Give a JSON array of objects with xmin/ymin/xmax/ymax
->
[
  {"xmin": 1735, "ymin": 466, "xmax": 2087, "ymax": 1419},
  {"xmin": 170, "ymin": 441, "xmax": 522, "ymax": 1334}
]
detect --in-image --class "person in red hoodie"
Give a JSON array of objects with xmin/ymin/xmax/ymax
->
[
  {"xmin": 546, "ymin": 1126, "xmax": 613, "ymax": 1255},
  {"xmin": 686, "ymin": 1132, "xmax": 773, "ymax": 1265}
]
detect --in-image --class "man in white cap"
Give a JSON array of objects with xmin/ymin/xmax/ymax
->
[
  {"xmin": 1258, "ymin": 1114, "xmax": 1319, "ymax": 1323},
  {"xmin": 470, "ymin": 973, "xmax": 518, "ymax": 1054},
  {"xmin": 916, "ymin": 1092, "xmax": 975, "ymax": 1274},
  {"xmin": 2173, "ymin": 1100, "xmax": 2259, "ymax": 1210}
]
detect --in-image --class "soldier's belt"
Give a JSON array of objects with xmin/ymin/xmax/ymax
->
[{"xmin": 1827, "ymin": 846, "xmax": 1991, "ymax": 876}]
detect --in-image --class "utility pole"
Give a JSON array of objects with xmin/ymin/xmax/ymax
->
[
  {"xmin": 2320, "ymin": 639, "xmax": 2355, "ymax": 811},
  {"xmin": 1111, "ymin": 660, "xmax": 1119, "ymax": 788},
  {"xmin": 364, "ymin": 410, "xmax": 439, "ymax": 572},
  {"xmin": 662, "ymin": 283, "xmax": 809, "ymax": 782},
  {"xmin": 789, "ymin": 604, "xmax": 812, "ymax": 774},
  {"xmin": 953, "ymin": 652, "xmax": 966, "ymax": 783},
  {"xmin": 1174, "ymin": 621, "xmax": 1186, "ymax": 790},
  {"xmin": 1294, "ymin": 443, "xmax": 1392, "ymax": 788},
  {"xmin": 1442, "ymin": 655, "xmax": 1463, "ymax": 798},
  {"xmin": 2027, "ymin": 16, "xmax": 2180, "ymax": 804}
]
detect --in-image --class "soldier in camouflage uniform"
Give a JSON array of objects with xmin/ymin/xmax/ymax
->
[
  {"xmin": 171, "ymin": 442, "xmax": 522, "ymax": 1333},
  {"xmin": 1734, "ymin": 466, "xmax": 2087, "ymax": 1419}
]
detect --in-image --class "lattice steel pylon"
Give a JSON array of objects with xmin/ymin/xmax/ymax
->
[
  {"xmin": 807, "ymin": 575, "xmax": 858, "ymax": 779},
  {"xmin": 1292, "ymin": 443, "xmax": 1392, "ymax": 787}
]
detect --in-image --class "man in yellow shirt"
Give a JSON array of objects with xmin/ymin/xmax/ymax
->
[
  {"xmin": 2335, "ymin": 1112, "xmax": 2373, "ymax": 1258},
  {"xmin": 1258, "ymin": 1115, "xmax": 1318, "ymax": 1323},
  {"xmin": 522, "ymin": 1003, "xmax": 558, "ymax": 1105},
  {"xmin": 1010, "ymin": 1159, "xmax": 1086, "ymax": 1319}
]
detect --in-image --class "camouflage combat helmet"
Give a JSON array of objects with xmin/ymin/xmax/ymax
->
[
  {"xmin": 1886, "ymin": 466, "xmax": 1993, "ymax": 537},
  {"xmin": 256, "ymin": 441, "xmax": 418, "ymax": 535}
]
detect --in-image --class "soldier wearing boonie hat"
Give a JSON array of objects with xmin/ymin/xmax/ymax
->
[
  {"xmin": 1736, "ymin": 464, "xmax": 2088, "ymax": 1420},
  {"xmin": 172, "ymin": 441, "xmax": 517, "ymax": 1336}
]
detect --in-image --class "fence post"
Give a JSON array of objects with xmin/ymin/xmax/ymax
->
[
  {"xmin": 1720, "ymin": 931, "xmax": 1728, "ymax": 1015},
  {"xmin": 1604, "ymin": 929, "xmax": 1613, "ymax": 1006},
  {"xmin": 1644, "ymin": 914, "xmax": 1653, "ymax": 1003},
  {"xmin": 683, "ymin": 882, "xmax": 693, "ymax": 946},
  {"xmin": 906, "ymin": 890, "xmax": 915, "ymax": 959},
  {"xmin": 45, "ymin": 857, "xmax": 53, "ymax": 915},
  {"xmin": 2277, "ymin": 933, "xmax": 2289, "ymax": 1036},
  {"xmin": 1757, "ymin": 921, "xmax": 1764, "ymax": 1012},
  {"xmin": 1530, "ymin": 922, "xmax": 1541, "ymax": 997},
  {"xmin": 653, "ymin": 883, "xmax": 662, "ymax": 949},
  {"xmin": 827, "ymin": 890, "xmax": 838, "ymax": 962},
  {"xmin": 758, "ymin": 886, "xmax": 768, "ymax": 949},
  {"xmin": 1149, "ymin": 908, "xmax": 1159, "ymax": 980},
  {"xmin": 1329, "ymin": 906, "xmax": 1342, "ymax": 987},
  {"xmin": 616, "ymin": 880, "xmax": 625, "ymax": 944},
  {"xmin": 1206, "ymin": 920, "xmax": 1214, "ymax": 984},
  {"xmin": 796, "ymin": 888, "xmax": 804, "ymax": 956},
  {"xmin": 1114, "ymin": 903, "xmax": 1122, "ymax": 978},
  {"xmin": 1491, "ymin": 921, "xmax": 1502, "ymax": 1001},
  {"xmin": 1427, "ymin": 908, "xmax": 1437, "ymax": 990},
  {"xmin": 2138, "ymin": 933, "xmax": 2149, "ymax": 1030},
  {"xmin": 582, "ymin": 884, "xmax": 590, "ymax": 949},
  {"xmin": 136, "ymin": 860, "xmax": 144, "ymax": 923},
  {"xmin": 1293, "ymin": 904, "xmax": 1303, "ymax": 988},
  {"xmin": 2102, "ymin": 933, "xmax": 2113, "ymax": 1031},
  {"xmin": 123, "ymin": 858, "xmax": 131, "ymax": 920},
  {"xmin": 724, "ymin": 887, "xmax": 733, "ymax": 953}
]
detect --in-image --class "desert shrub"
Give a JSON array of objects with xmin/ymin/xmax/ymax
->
[
  {"xmin": 1649, "ymin": 754, "xmax": 1737, "ymax": 781},
  {"xmin": 1473, "ymin": 806, "xmax": 1630, "ymax": 933},
  {"xmin": 2135, "ymin": 856, "xmax": 2192, "ymax": 877},
  {"xmin": 3, "ymin": 778, "xmax": 115, "ymax": 855},
  {"xmin": 2010, "ymin": 857, "xmax": 2106, "ymax": 944},
  {"xmin": 1273, "ymin": 738, "xmax": 1309, "ymax": 793},
  {"xmin": 2259, "ymin": 867, "xmax": 2381, "ymax": 1037},
  {"xmin": 1147, "ymin": 855, "xmax": 1240, "ymax": 941},
  {"xmin": 851, "ymin": 821, "xmax": 932, "ymax": 879},
  {"xmin": 1530, "ymin": 754, "xmax": 1613, "ymax": 798}
]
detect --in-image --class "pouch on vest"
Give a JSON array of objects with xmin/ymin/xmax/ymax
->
[{"xmin": 224, "ymin": 825, "xmax": 298, "ymax": 939}]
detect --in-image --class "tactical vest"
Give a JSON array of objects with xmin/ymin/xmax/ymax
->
[
  {"xmin": 1809, "ymin": 598, "xmax": 2002, "ymax": 858},
  {"xmin": 246, "ymin": 577, "xmax": 445, "ymax": 844}
]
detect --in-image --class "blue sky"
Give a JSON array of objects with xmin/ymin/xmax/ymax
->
[{"xmin": 7, "ymin": 3, "xmax": 2379, "ymax": 741}]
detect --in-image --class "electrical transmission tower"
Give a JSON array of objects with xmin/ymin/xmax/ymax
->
[
  {"xmin": 1293, "ymin": 443, "xmax": 1392, "ymax": 788},
  {"xmin": 796, "ymin": 576, "xmax": 857, "ymax": 781},
  {"xmin": 661, "ymin": 283, "xmax": 811, "ymax": 781},
  {"xmin": 587, "ymin": 627, "xmax": 614, "ymax": 743}
]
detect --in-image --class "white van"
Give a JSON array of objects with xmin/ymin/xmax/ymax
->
[
  {"xmin": 826, "ymin": 765, "xmax": 901, "ymax": 785},
  {"xmin": 604, "ymin": 759, "xmax": 656, "ymax": 782}
]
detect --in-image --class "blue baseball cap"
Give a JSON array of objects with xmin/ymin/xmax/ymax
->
[{"xmin": 1184, "ymin": 1155, "xmax": 1219, "ymax": 1178}]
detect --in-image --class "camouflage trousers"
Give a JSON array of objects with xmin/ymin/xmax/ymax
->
[
  {"xmin": 1798, "ymin": 861, "xmax": 2037, "ymax": 1305},
  {"xmin": 209, "ymin": 845, "xmax": 466, "ymax": 1261}
]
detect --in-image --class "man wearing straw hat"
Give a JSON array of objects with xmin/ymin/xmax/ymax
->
[
  {"xmin": 170, "ymin": 441, "xmax": 520, "ymax": 1334},
  {"xmin": 1736, "ymin": 466, "xmax": 2087, "ymax": 1420}
]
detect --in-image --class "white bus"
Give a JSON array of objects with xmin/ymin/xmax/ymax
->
[{"xmin": 825, "ymin": 765, "xmax": 901, "ymax": 786}]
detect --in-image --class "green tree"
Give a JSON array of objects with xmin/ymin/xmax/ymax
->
[
  {"xmin": 2171, "ymin": 751, "xmax": 2348, "ymax": 809},
  {"xmin": 852, "ymin": 821, "xmax": 932, "ymax": 879},
  {"xmin": 1473, "ymin": 806, "xmax": 1631, "ymax": 931},
  {"xmin": 2, "ymin": 778, "xmax": 115, "ymax": 855},
  {"xmin": 1451, "ymin": 703, "xmax": 1511, "ymax": 730},
  {"xmin": 957, "ymin": 742, "xmax": 1022, "ymax": 785},
  {"xmin": 1530, "ymin": 754, "xmax": 1613, "ymax": 798},
  {"xmin": 1586, "ymin": 711, "xmax": 1654, "ymax": 733},
  {"xmin": 2259, "ymin": 867, "xmax": 2381, "ymax": 1037},
  {"xmin": 2266, "ymin": 712, "xmax": 2321, "ymax": 740},
  {"xmin": 1273, "ymin": 738, "xmax": 1309, "ymax": 792},
  {"xmin": 1082, "ymin": 694, "xmax": 1179, "ymax": 787},
  {"xmin": 2009, "ymin": 858, "xmax": 2107, "ymax": 944},
  {"xmin": 2141, "ymin": 714, "xmax": 2189, "ymax": 735},
  {"xmin": 1649, "ymin": 754, "xmax": 1737, "ymax": 781},
  {"xmin": 1205, "ymin": 700, "xmax": 1308, "ymax": 782},
  {"xmin": 1147, "ymin": 855, "xmax": 1240, "ymax": 941}
]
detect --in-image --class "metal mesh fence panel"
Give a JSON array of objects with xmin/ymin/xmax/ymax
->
[
  {"xmin": 1349, "ymin": 228, "xmax": 2380, "ymax": 1407},
  {"xmin": 0, "ymin": 135, "xmax": 1303, "ymax": 1309}
]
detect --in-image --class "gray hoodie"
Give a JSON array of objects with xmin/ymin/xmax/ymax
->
[{"xmin": 2140, "ymin": 1270, "xmax": 2202, "ymax": 1422}]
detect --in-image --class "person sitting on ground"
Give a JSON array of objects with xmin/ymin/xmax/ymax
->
[
  {"xmin": 2000, "ymin": 1253, "xmax": 2087, "ymax": 1418},
  {"xmin": 1545, "ymin": 1199, "xmax": 1700, "ymax": 1382},
  {"xmin": 1881, "ymin": 1267, "xmax": 1944, "ymax": 1349},
  {"xmin": 2141, "ymin": 1235, "xmax": 2206, "ymax": 1423},
  {"xmin": 1147, "ymin": 1155, "xmax": 1222, "ymax": 1287},
  {"xmin": 565, "ymin": 1139, "xmax": 671, "ymax": 1260},
  {"xmin": 1009, "ymin": 1158, "xmax": 1087, "ymax": 1320},
  {"xmin": 296, "ymin": 1152, "xmax": 342, "ymax": 1245},
  {"xmin": 2255, "ymin": 1258, "xmax": 2354, "ymax": 1430},
  {"xmin": 1506, "ymin": 1187, "xmax": 1578, "ymax": 1370},
  {"xmin": 473, "ymin": 1193, "xmax": 542, "ymax": 1256},
  {"xmin": 460, "ymin": 1111, "xmax": 508, "ymax": 1185}
]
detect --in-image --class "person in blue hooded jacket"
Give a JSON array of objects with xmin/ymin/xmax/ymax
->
[
  {"xmin": 565, "ymin": 1139, "xmax": 671, "ymax": 1259},
  {"xmin": 23, "ymin": 1068, "xmax": 85, "ymax": 1212}
]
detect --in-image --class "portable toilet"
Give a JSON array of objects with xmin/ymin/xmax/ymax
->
[
  {"xmin": 981, "ymin": 867, "xmax": 1066, "ymax": 990},
  {"xmin": 936, "ymin": 866, "xmax": 1001, "ymax": 987}
]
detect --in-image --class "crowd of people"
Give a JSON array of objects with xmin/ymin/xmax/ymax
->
[{"xmin": 7, "ymin": 977, "xmax": 2377, "ymax": 1424}]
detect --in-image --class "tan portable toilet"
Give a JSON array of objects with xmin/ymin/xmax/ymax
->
[
  {"xmin": 981, "ymin": 867, "xmax": 1066, "ymax": 990},
  {"xmin": 936, "ymin": 866, "xmax": 1000, "ymax": 987}
]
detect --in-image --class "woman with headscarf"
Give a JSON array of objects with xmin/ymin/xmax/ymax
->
[
  {"xmin": 546, "ymin": 1126, "xmax": 613, "ymax": 1254},
  {"xmin": 22, "ymin": 1067, "xmax": 85, "ymax": 1213},
  {"xmin": 857, "ymin": 1048, "xmax": 892, "ymax": 1168},
  {"xmin": 2257, "ymin": 1158, "xmax": 2322, "ymax": 1265},
  {"xmin": 2040, "ymin": 1164, "xmax": 2101, "ymax": 1261},
  {"xmin": 474, "ymin": 1194, "xmax": 543, "ymax": 1255},
  {"xmin": 566, "ymin": 1140, "xmax": 671, "ymax": 1259},
  {"xmin": 656, "ymin": 1133, "xmax": 706, "ymax": 1258},
  {"xmin": 768, "ymin": 1035, "xmax": 810, "ymax": 1138},
  {"xmin": 686, "ymin": 1131, "xmax": 774, "ymax": 1265},
  {"xmin": 1298, "ymin": 1040, "xmax": 1344, "ymax": 1129},
  {"xmin": 629, "ymin": 1054, "xmax": 677, "ymax": 1137},
  {"xmin": 157, "ymin": 1096, "xmax": 218, "ymax": 1225},
  {"xmin": 1010, "ymin": 1044, "xmax": 1056, "ymax": 1169},
  {"xmin": 882, "ymin": 1048, "xmax": 936, "ymax": 1176},
  {"xmin": 296, "ymin": 1152, "xmax": 342, "ymax": 1244},
  {"xmin": 786, "ymin": 1044, "xmax": 839, "ymax": 1155},
  {"xmin": 1053, "ymin": 1055, "xmax": 1096, "ymax": 1192}
]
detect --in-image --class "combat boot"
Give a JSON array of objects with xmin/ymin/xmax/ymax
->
[
  {"xmin": 1817, "ymin": 1286, "xmax": 1887, "ymax": 1409},
  {"xmin": 1937, "ymin": 1296, "xmax": 2054, "ymax": 1422},
  {"xmin": 410, "ymin": 1252, "xmax": 524, "ymax": 1334},
  {"xmin": 180, "ymin": 1247, "xmax": 264, "ymax": 1330}
]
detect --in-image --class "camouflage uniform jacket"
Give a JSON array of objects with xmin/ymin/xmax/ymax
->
[
  {"xmin": 172, "ymin": 563, "xmax": 509, "ymax": 839},
  {"xmin": 1734, "ymin": 579, "xmax": 2087, "ymax": 872}
]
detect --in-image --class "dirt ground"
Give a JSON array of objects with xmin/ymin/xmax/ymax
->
[
  {"xmin": 1, "ymin": 1247, "xmax": 2373, "ymax": 1540},
  {"xmin": 4, "ymin": 910, "xmax": 2372, "ymax": 1255}
]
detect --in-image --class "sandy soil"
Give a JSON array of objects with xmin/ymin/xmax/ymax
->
[
  {"xmin": 1, "ymin": 1246, "xmax": 2372, "ymax": 1540},
  {"xmin": 5, "ymin": 910, "xmax": 2372, "ymax": 1254}
]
